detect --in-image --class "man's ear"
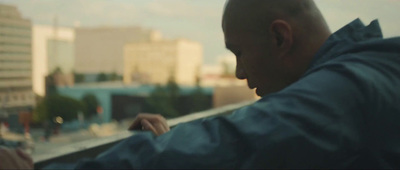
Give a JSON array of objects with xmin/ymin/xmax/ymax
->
[{"xmin": 270, "ymin": 20, "xmax": 293, "ymax": 57}]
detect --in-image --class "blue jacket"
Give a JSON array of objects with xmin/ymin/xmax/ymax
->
[{"xmin": 49, "ymin": 19, "xmax": 400, "ymax": 169}]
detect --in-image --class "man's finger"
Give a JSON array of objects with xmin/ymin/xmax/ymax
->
[
  {"xmin": 154, "ymin": 123, "xmax": 167, "ymax": 136},
  {"xmin": 128, "ymin": 115, "xmax": 145, "ymax": 130},
  {"xmin": 128, "ymin": 113, "xmax": 167, "ymax": 130},
  {"xmin": 163, "ymin": 122, "xmax": 170, "ymax": 131},
  {"xmin": 128, "ymin": 114, "xmax": 156, "ymax": 130},
  {"xmin": 157, "ymin": 120, "xmax": 170, "ymax": 134},
  {"xmin": 141, "ymin": 119, "xmax": 157, "ymax": 134}
]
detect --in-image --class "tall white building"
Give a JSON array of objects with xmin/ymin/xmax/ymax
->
[
  {"xmin": 74, "ymin": 27, "xmax": 160, "ymax": 76},
  {"xmin": 124, "ymin": 38, "xmax": 203, "ymax": 86},
  {"xmin": 32, "ymin": 25, "xmax": 75, "ymax": 96},
  {"xmin": 0, "ymin": 4, "xmax": 34, "ymax": 113}
]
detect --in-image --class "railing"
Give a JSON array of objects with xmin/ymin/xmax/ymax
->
[{"xmin": 33, "ymin": 100, "xmax": 255, "ymax": 169}]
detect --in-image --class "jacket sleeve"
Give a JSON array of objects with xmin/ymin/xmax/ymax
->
[{"xmin": 47, "ymin": 66, "xmax": 367, "ymax": 169}]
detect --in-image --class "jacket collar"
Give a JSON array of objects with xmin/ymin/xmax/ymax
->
[{"xmin": 307, "ymin": 18, "xmax": 383, "ymax": 70}]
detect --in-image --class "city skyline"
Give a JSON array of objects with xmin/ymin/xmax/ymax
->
[{"xmin": 0, "ymin": 0, "xmax": 400, "ymax": 65}]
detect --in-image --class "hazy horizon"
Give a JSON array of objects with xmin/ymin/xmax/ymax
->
[{"xmin": 1, "ymin": 0, "xmax": 399, "ymax": 64}]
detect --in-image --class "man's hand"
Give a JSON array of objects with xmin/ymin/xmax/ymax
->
[
  {"xmin": 0, "ymin": 146, "xmax": 33, "ymax": 170},
  {"xmin": 128, "ymin": 113, "xmax": 170, "ymax": 136}
]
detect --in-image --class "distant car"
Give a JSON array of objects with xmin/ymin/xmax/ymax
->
[
  {"xmin": 0, "ymin": 133, "xmax": 35, "ymax": 154},
  {"xmin": 0, "ymin": 138, "xmax": 24, "ymax": 148}
]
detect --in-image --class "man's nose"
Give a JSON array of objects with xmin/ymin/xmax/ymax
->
[{"xmin": 235, "ymin": 63, "xmax": 246, "ymax": 80}]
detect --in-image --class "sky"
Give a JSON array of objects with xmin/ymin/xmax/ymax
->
[{"xmin": 1, "ymin": 0, "xmax": 400, "ymax": 65}]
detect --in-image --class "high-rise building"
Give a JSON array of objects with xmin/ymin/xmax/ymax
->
[
  {"xmin": 32, "ymin": 25, "xmax": 75, "ymax": 96},
  {"xmin": 74, "ymin": 27, "xmax": 160, "ymax": 77},
  {"xmin": 0, "ymin": 4, "xmax": 34, "ymax": 114},
  {"xmin": 124, "ymin": 38, "xmax": 203, "ymax": 86}
]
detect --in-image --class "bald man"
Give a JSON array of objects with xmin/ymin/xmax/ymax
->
[
  {"xmin": 223, "ymin": 0, "xmax": 331, "ymax": 96},
  {"xmin": 5, "ymin": 0, "xmax": 400, "ymax": 169}
]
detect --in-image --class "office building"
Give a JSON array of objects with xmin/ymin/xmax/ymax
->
[
  {"xmin": 74, "ymin": 27, "xmax": 160, "ymax": 77},
  {"xmin": 32, "ymin": 25, "xmax": 75, "ymax": 96},
  {"xmin": 0, "ymin": 4, "xmax": 34, "ymax": 114},
  {"xmin": 124, "ymin": 38, "xmax": 203, "ymax": 86}
]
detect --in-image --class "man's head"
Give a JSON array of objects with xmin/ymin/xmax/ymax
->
[{"xmin": 222, "ymin": 0, "xmax": 331, "ymax": 96}]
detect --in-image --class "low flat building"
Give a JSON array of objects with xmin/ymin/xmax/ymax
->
[
  {"xmin": 57, "ymin": 83, "xmax": 213, "ymax": 123},
  {"xmin": 124, "ymin": 38, "xmax": 203, "ymax": 86}
]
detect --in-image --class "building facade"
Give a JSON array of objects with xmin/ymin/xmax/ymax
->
[
  {"xmin": 124, "ymin": 39, "xmax": 203, "ymax": 86},
  {"xmin": 212, "ymin": 78, "xmax": 258, "ymax": 108},
  {"xmin": 32, "ymin": 25, "xmax": 75, "ymax": 96},
  {"xmin": 57, "ymin": 83, "xmax": 213, "ymax": 123},
  {"xmin": 0, "ymin": 4, "xmax": 34, "ymax": 115},
  {"xmin": 74, "ymin": 27, "xmax": 160, "ymax": 77}
]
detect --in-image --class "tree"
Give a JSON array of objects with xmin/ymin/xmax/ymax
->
[
  {"xmin": 74, "ymin": 72, "xmax": 85, "ymax": 83},
  {"xmin": 187, "ymin": 86, "xmax": 211, "ymax": 113},
  {"xmin": 45, "ymin": 75, "xmax": 58, "ymax": 96},
  {"xmin": 145, "ymin": 85, "xmax": 180, "ymax": 118},
  {"xmin": 33, "ymin": 98, "xmax": 50, "ymax": 123},
  {"xmin": 52, "ymin": 67, "xmax": 63, "ymax": 74},
  {"xmin": 45, "ymin": 67, "xmax": 64, "ymax": 96},
  {"xmin": 96, "ymin": 73, "xmax": 108, "ymax": 82},
  {"xmin": 144, "ymin": 75, "xmax": 212, "ymax": 117},
  {"xmin": 33, "ymin": 95, "xmax": 84, "ymax": 123},
  {"xmin": 81, "ymin": 93, "xmax": 100, "ymax": 118},
  {"xmin": 108, "ymin": 72, "xmax": 120, "ymax": 81},
  {"xmin": 166, "ymin": 76, "xmax": 180, "ymax": 109},
  {"xmin": 177, "ymin": 76, "xmax": 211, "ymax": 114},
  {"xmin": 144, "ymin": 75, "xmax": 181, "ymax": 118}
]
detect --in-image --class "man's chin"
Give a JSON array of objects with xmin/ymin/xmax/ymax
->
[
  {"xmin": 255, "ymin": 88, "xmax": 266, "ymax": 97},
  {"xmin": 256, "ymin": 86, "xmax": 284, "ymax": 97}
]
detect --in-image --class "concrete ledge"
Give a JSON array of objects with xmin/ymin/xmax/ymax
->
[{"xmin": 33, "ymin": 100, "xmax": 254, "ymax": 169}]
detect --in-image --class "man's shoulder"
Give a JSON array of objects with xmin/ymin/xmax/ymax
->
[{"xmin": 311, "ymin": 37, "xmax": 400, "ymax": 74}]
